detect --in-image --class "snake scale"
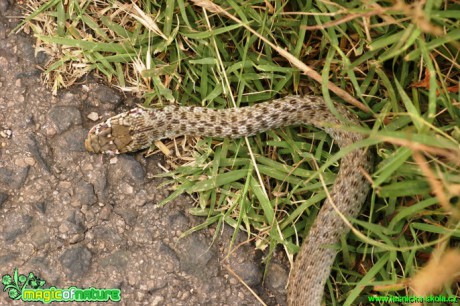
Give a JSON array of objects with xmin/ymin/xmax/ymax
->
[{"xmin": 85, "ymin": 95, "xmax": 373, "ymax": 305}]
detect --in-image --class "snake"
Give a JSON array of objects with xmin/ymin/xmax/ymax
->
[{"xmin": 85, "ymin": 95, "xmax": 373, "ymax": 305}]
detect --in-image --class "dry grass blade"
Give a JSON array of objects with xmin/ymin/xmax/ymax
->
[{"xmin": 127, "ymin": 2, "xmax": 167, "ymax": 40}]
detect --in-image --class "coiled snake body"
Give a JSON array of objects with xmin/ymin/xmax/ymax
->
[{"xmin": 85, "ymin": 95, "xmax": 373, "ymax": 305}]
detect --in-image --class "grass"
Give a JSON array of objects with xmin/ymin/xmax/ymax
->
[{"xmin": 16, "ymin": 0, "xmax": 460, "ymax": 305}]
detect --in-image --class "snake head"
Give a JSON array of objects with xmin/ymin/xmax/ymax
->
[
  {"xmin": 85, "ymin": 120, "xmax": 133, "ymax": 154},
  {"xmin": 85, "ymin": 108, "xmax": 155, "ymax": 154}
]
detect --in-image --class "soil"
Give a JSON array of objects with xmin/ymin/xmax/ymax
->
[{"xmin": 0, "ymin": 3, "xmax": 288, "ymax": 306}]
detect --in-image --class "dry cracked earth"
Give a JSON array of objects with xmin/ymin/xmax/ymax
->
[{"xmin": 0, "ymin": 3, "xmax": 289, "ymax": 305}]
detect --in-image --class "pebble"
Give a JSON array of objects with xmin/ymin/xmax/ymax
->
[
  {"xmin": 73, "ymin": 181, "xmax": 97, "ymax": 206},
  {"xmin": 87, "ymin": 111, "xmax": 99, "ymax": 121},
  {"xmin": 24, "ymin": 157, "xmax": 36, "ymax": 166},
  {"xmin": 0, "ymin": 129, "xmax": 12, "ymax": 138}
]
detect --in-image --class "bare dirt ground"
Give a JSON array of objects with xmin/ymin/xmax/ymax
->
[{"xmin": 0, "ymin": 3, "xmax": 288, "ymax": 305}]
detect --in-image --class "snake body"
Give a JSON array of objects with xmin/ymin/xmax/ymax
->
[{"xmin": 85, "ymin": 95, "xmax": 373, "ymax": 305}]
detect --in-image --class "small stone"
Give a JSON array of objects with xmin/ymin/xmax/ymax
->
[
  {"xmin": 73, "ymin": 182, "xmax": 97, "ymax": 206},
  {"xmin": 99, "ymin": 205, "xmax": 112, "ymax": 220},
  {"xmin": 0, "ymin": 57, "xmax": 8, "ymax": 69},
  {"xmin": 80, "ymin": 163, "xmax": 94, "ymax": 172},
  {"xmin": 59, "ymin": 181, "xmax": 73, "ymax": 190},
  {"xmin": 113, "ymin": 207, "xmax": 138, "ymax": 226},
  {"xmin": 121, "ymin": 182, "xmax": 134, "ymax": 194},
  {"xmin": 152, "ymin": 295, "xmax": 164, "ymax": 306},
  {"xmin": 87, "ymin": 112, "xmax": 99, "ymax": 121},
  {"xmin": 24, "ymin": 157, "xmax": 36, "ymax": 166},
  {"xmin": 44, "ymin": 124, "xmax": 57, "ymax": 136},
  {"xmin": 35, "ymin": 51, "xmax": 48, "ymax": 65},
  {"xmin": 95, "ymin": 85, "xmax": 122, "ymax": 105},
  {"xmin": 14, "ymin": 158, "xmax": 26, "ymax": 167},
  {"xmin": 59, "ymin": 223, "xmax": 69, "ymax": 233},
  {"xmin": 0, "ymin": 129, "xmax": 12, "ymax": 138},
  {"xmin": 133, "ymin": 189, "xmax": 150, "ymax": 206}
]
